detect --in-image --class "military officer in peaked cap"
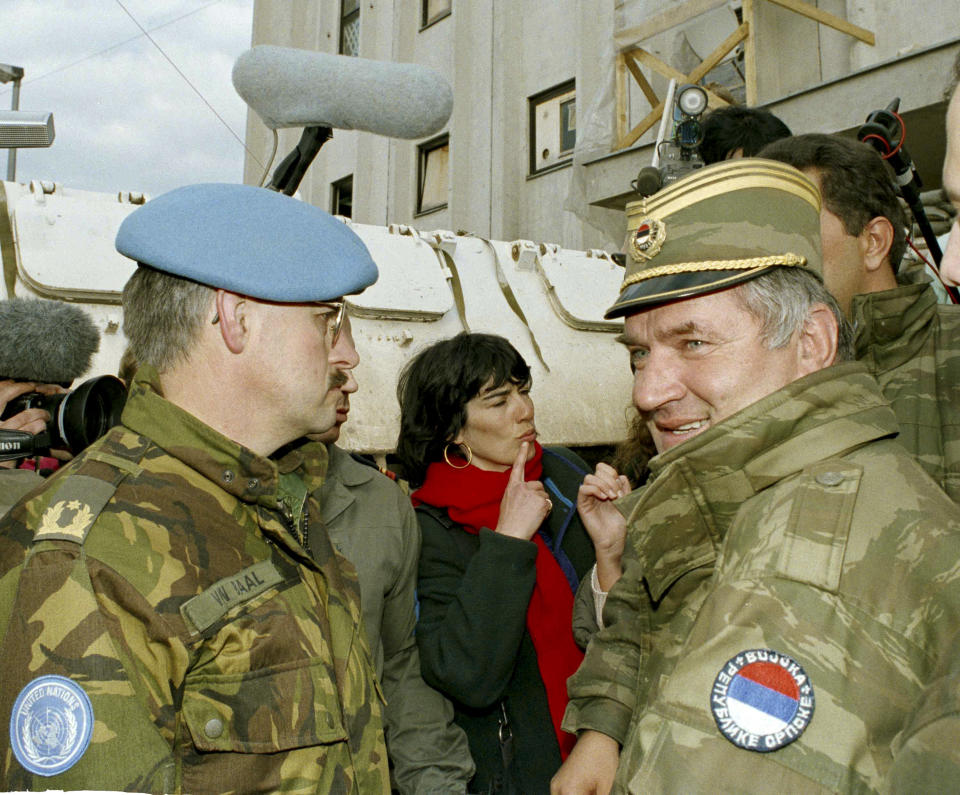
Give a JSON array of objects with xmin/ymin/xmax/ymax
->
[
  {"xmin": 550, "ymin": 159, "xmax": 960, "ymax": 794},
  {"xmin": 0, "ymin": 183, "xmax": 390, "ymax": 793}
]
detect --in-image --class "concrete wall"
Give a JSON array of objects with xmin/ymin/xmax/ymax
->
[
  {"xmin": 244, "ymin": 1, "xmax": 960, "ymax": 245},
  {"xmin": 244, "ymin": 0, "xmax": 614, "ymax": 250}
]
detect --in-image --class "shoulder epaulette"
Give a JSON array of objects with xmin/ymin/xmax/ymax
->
[{"xmin": 32, "ymin": 433, "xmax": 149, "ymax": 546}]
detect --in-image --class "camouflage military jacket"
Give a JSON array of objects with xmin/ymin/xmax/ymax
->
[
  {"xmin": 851, "ymin": 274, "xmax": 960, "ymax": 502},
  {"xmin": 563, "ymin": 363, "xmax": 960, "ymax": 793},
  {"xmin": 0, "ymin": 369, "xmax": 389, "ymax": 794},
  {"xmin": 277, "ymin": 442, "xmax": 474, "ymax": 794}
]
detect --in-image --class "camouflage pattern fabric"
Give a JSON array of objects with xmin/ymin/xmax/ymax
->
[
  {"xmin": 882, "ymin": 627, "xmax": 960, "ymax": 793},
  {"xmin": 0, "ymin": 469, "xmax": 44, "ymax": 518},
  {"xmin": 851, "ymin": 271, "xmax": 960, "ymax": 503},
  {"xmin": 0, "ymin": 367, "xmax": 389, "ymax": 794},
  {"xmin": 277, "ymin": 442, "xmax": 475, "ymax": 794},
  {"xmin": 563, "ymin": 363, "xmax": 960, "ymax": 793}
]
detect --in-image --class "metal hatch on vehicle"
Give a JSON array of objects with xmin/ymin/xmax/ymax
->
[
  {"xmin": 12, "ymin": 183, "xmax": 140, "ymax": 302},
  {"xmin": 346, "ymin": 221, "xmax": 453, "ymax": 320},
  {"xmin": 515, "ymin": 241, "xmax": 624, "ymax": 331}
]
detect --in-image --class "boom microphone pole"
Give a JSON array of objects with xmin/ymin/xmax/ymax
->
[{"xmin": 858, "ymin": 98, "xmax": 959, "ymax": 302}]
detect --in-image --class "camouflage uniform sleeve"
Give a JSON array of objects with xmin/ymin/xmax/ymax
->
[
  {"xmin": 0, "ymin": 536, "xmax": 180, "ymax": 793},
  {"xmin": 379, "ymin": 499, "xmax": 474, "ymax": 794},
  {"xmin": 561, "ymin": 553, "xmax": 645, "ymax": 745},
  {"xmin": 571, "ymin": 564, "xmax": 600, "ymax": 649},
  {"xmin": 883, "ymin": 629, "xmax": 960, "ymax": 793}
]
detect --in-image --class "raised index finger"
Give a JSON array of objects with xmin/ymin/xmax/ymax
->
[{"xmin": 510, "ymin": 441, "xmax": 529, "ymax": 484}]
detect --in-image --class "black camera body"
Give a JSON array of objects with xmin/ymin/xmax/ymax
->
[
  {"xmin": 0, "ymin": 375, "xmax": 127, "ymax": 461},
  {"xmin": 633, "ymin": 84, "xmax": 709, "ymax": 197}
]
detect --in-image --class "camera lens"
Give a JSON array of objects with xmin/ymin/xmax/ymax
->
[{"xmin": 54, "ymin": 376, "xmax": 127, "ymax": 451}]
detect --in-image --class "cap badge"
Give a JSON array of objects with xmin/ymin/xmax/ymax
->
[
  {"xmin": 10, "ymin": 675, "xmax": 94, "ymax": 776},
  {"xmin": 710, "ymin": 649, "xmax": 814, "ymax": 753},
  {"xmin": 629, "ymin": 218, "xmax": 666, "ymax": 262}
]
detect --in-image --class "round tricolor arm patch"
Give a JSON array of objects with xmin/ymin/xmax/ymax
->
[
  {"xmin": 10, "ymin": 675, "xmax": 94, "ymax": 776},
  {"xmin": 710, "ymin": 649, "xmax": 814, "ymax": 753}
]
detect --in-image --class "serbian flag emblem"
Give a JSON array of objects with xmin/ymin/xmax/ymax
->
[
  {"xmin": 710, "ymin": 649, "xmax": 815, "ymax": 753},
  {"xmin": 628, "ymin": 217, "xmax": 666, "ymax": 261}
]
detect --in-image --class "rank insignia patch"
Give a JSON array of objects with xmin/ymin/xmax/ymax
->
[
  {"xmin": 710, "ymin": 649, "xmax": 814, "ymax": 753},
  {"xmin": 10, "ymin": 675, "xmax": 94, "ymax": 776},
  {"xmin": 629, "ymin": 218, "xmax": 666, "ymax": 261}
]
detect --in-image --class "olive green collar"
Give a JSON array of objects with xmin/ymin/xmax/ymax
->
[
  {"xmin": 851, "ymin": 281, "xmax": 937, "ymax": 374},
  {"xmin": 121, "ymin": 364, "xmax": 282, "ymax": 509}
]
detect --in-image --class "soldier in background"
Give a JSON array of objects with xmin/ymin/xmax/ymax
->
[
  {"xmin": 276, "ymin": 312, "xmax": 476, "ymax": 794},
  {"xmin": 550, "ymin": 159, "xmax": 960, "ymax": 793},
  {"xmin": 762, "ymin": 133, "xmax": 960, "ymax": 502},
  {"xmin": 0, "ymin": 183, "xmax": 389, "ymax": 793},
  {"xmin": 880, "ymin": 63, "xmax": 960, "ymax": 792}
]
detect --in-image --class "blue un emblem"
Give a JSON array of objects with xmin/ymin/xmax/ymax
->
[{"xmin": 10, "ymin": 675, "xmax": 94, "ymax": 776}]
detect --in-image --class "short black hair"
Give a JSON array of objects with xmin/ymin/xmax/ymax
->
[
  {"xmin": 699, "ymin": 106, "xmax": 792, "ymax": 164},
  {"xmin": 760, "ymin": 133, "xmax": 908, "ymax": 272},
  {"xmin": 395, "ymin": 333, "xmax": 531, "ymax": 488}
]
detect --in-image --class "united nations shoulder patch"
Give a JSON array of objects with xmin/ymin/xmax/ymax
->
[
  {"xmin": 10, "ymin": 675, "xmax": 94, "ymax": 776},
  {"xmin": 629, "ymin": 217, "xmax": 666, "ymax": 262},
  {"xmin": 710, "ymin": 649, "xmax": 814, "ymax": 753}
]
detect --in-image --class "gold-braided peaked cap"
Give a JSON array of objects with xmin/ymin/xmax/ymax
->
[{"xmin": 606, "ymin": 158, "xmax": 823, "ymax": 318}]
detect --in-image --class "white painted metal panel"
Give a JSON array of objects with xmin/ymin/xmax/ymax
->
[{"xmin": 13, "ymin": 186, "xmax": 138, "ymax": 301}]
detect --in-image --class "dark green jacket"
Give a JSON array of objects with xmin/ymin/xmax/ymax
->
[
  {"xmin": 0, "ymin": 369, "xmax": 389, "ymax": 793},
  {"xmin": 852, "ymin": 273, "xmax": 960, "ymax": 502},
  {"xmin": 415, "ymin": 446, "xmax": 594, "ymax": 795}
]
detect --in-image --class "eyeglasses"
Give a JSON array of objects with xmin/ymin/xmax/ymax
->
[
  {"xmin": 210, "ymin": 300, "xmax": 347, "ymax": 346},
  {"xmin": 317, "ymin": 301, "xmax": 347, "ymax": 346}
]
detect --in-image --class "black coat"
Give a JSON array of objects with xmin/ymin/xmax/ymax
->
[{"xmin": 415, "ymin": 447, "xmax": 596, "ymax": 794}]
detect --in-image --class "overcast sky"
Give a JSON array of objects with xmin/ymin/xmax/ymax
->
[{"xmin": 1, "ymin": 0, "xmax": 255, "ymax": 197}]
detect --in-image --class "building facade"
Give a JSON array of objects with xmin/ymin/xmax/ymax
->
[{"xmin": 243, "ymin": 1, "xmax": 960, "ymax": 255}]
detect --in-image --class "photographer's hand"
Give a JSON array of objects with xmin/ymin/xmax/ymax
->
[
  {"xmin": 0, "ymin": 380, "xmax": 50, "ymax": 436},
  {"xmin": 0, "ymin": 380, "xmax": 61, "ymax": 469}
]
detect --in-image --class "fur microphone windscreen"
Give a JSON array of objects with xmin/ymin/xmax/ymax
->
[
  {"xmin": 0, "ymin": 298, "xmax": 100, "ymax": 383},
  {"xmin": 232, "ymin": 45, "xmax": 454, "ymax": 140}
]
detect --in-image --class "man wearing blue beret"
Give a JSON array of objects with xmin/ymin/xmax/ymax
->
[{"xmin": 0, "ymin": 183, "xmax": 390, "ymax": 793}]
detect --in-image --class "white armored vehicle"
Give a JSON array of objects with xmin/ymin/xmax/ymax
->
[{"xmin": 0, "ymin": 47, "xmax": 633, "ymax": 457}]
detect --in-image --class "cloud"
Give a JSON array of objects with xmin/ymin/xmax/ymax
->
[{"xmin": 1, "ymin": 0, "xmax": 254, "ymax": 195}]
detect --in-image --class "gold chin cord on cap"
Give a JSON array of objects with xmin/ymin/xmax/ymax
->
[
  {"xmin": 443, "ymin": 442, "xmax": 472, "ymax": 469},
  {"xmin": 619, "ymin": 253, "xmax": 808, "ymax": 290}
]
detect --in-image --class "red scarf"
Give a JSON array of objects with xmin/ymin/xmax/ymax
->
[{"xmin": 412, "ymin": 442, "xmax": 582, "ymax": 759}]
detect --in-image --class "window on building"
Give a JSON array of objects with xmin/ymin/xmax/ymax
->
[
  {"xmin": 422, "ymin": 0, "xmax": 451, "ymax": 28},
  {"xmin": 417, "ymin": 135, "xmax": 449, "ymax": 215},
  {"xmin": 529, "ymin": 80, "xmax": 576, "ymax": 176},
  {"xmin": 339, "ymin": 0, "xmax": 360, "ymax": 57},
  {"xmin": 332, "ymin": 175, "xmax": 353, "ymax": 219}
]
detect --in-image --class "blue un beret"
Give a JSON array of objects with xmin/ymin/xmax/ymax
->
[{"xmin": 115, "ymin": 183, "xmax": 378, "ymax": 301}]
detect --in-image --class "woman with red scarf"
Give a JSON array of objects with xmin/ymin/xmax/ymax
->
[{"xmin": 396, "ymin": 333, "xmax": 628, "ymax": 794}]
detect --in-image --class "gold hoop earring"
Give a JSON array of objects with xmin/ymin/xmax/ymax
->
[{"xmin": 443, "ymin": 442, "xmax": 472, "ymax": 469}]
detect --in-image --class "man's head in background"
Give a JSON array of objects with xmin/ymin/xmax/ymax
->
[
  {"xmin": 699, "ymin": 105, "xmax": 792, "ymax": 164},
  {"xmin": 761, "ymin": 133, "xmax": 906, "ymax": 318}
]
